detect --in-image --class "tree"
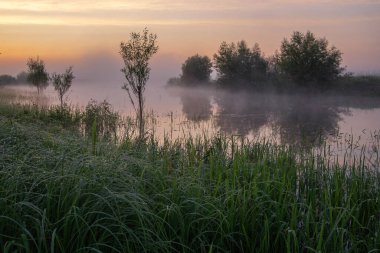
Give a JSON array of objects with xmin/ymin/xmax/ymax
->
[
  {"xmin": 277, "ymin": 31, "xmax": 344, "ymax": 85},
  {"xmin": 16, "ymin": 71, "xmax": 30, "ymax": 84},
  {"xmin": 51, "ymin": 67, "xmax": 75, "ymax": 109},
  {"xmin": 180, "ymin": 54, "xmax": 212, "ymax": 85},
  {"xmin": 119, "ymin": 28, "xmax": 158, "ymax": 138},
  {"xmin": 213, "ymin": 41, "xmax": 268, "ymax": 86},
  {"xmin": 0, "ymin": 75, "xmax": 17, "ymax": 85},
  {"xmin": 27, "ymin": 57, "xmax": 49, "ymax": 94}
]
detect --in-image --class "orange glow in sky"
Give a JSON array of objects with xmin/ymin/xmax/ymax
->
[{"xmin": 1, "ymin": 0, "xmax": 380, "ymax": 77}]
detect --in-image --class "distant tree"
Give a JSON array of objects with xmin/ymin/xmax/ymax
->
[
  {"xmin": 213, "ymin": 41, "xmax": 268, "ymax": 86},
  {"xmin": 166, "ymin": 77, "xmax": 181, "ymax": 87},
  {"xmin": 119, "ymin": 28, "xmax": 158, "ymax": 138},
  {"xmin": 51, "ymin": 67, "xmax": 75, "ymax": 109},
  {"xmin": 27, "ymin": 57, "xmax": 49, "ymax": 94},
  {"xmin": 0, "ymin": 75, "xmax": 17, "ymax": 85},
  {"xmin": 180, "ymin": 54, "xmax": 212, "ymax": 85},
  {"xmin": 16, "ymin": 71, "xmax": 30, "ymax": 84},
  {"xmin": 277, "ymin": 31, "xmax": 344, "ymax": 85}
]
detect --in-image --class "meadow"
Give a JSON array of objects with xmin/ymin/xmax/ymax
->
[{"xmin": 0, "ymin": 99, "xmax": 379, "ymax": 253}]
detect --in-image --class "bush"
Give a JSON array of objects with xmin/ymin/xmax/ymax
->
[{"xmin": 83, "ymin": 99, "xmax": 119, "ymax": 140}]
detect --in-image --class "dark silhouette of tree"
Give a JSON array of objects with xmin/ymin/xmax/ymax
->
[
  {"xmin": 166, "ymin": 77, "xmax": 181, "ymax": 87},
  {"xmin": 51, "ymin": 67, "xmax": 75, "ymax": 109},
  {"xmin": 16, "ymin": 71, "xmax": 30, "ymax": 84},
  {"xmin": 119, "ymin": 28, "xmax": 158, "ymax": 138},
  {"xmin": 180, "ymin": 54, "xmax": 212, "ymax": 85},
  {"xmin": 0, "ymin": 75, "xmax": 17, "ymax": 85},
  {"xmin": 27, "ymin": 57, "xmax": 49, "ymax": 94},
  {"xmin": 213, "ymin": 41, "xmax": 268, "ymax": 87},
  {"xmin": 277, "ymin": 31, "xmax": 344, "ymax": 85}
]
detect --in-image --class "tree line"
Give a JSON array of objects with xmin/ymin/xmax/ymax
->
[
  {"xmin": 169, "ymin": 30, "xmax": 345, "ymax": 89},
  {"xmin": 0, "ymin": 71, "xmax": 29, "ymax": 86}
]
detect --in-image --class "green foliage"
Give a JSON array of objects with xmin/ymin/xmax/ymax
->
[
  {"xmin": 120, "ymin": 28, "xmax": 158, "ymax": 139},
  {"xmin": 51, "ymin": 67, "xmax": 75, "ymax": 108},
  {"xmin": 0, "ymin": 102, "xmax": 81, "ymax": 128},
  {"xmin": 181, "ymin": 54, "xmax": 212, "ymax": 85},
  {"xmin": 214, "ymin": 41, "xmax": 268, "ymax": 86},
  {"xmin": 26, "ymin": 56, "xmax": 49, "ymax": 94},
  {"xmin": 83, "ymin": 99, "xmax": 119, "ymax": 141},
  {"xmin": 277, "ymin": 31, "xmax": 344, "ymax": 85}
]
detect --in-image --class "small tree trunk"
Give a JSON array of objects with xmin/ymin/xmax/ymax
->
[
  {"xmin": 60, "ymin": 94, "xmax": 63, "ymax": 110},
  {"xmin": 138, "ymin": 91, "xmax": 144, "ymax": 139}
]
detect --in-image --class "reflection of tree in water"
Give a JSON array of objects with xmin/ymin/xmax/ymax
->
[
  {"xmin": 214, "ymin": 92, "xmax": 272, "ymax": 136},
  {"xmin": 179, "ymin": 89, "xmax": 212, "ymax": 122},
  {"xmin": 176, "ymin": 88, "xmax": 380, "ymax": 147},
  {"xmin": 214, "ymin": 93, "xmax": 343, "ymax": 146},
  {"xmin": 273, "ymin": 96, "xmax": 344, "ymax": 146}
]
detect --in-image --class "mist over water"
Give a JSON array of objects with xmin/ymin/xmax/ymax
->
[
  {"xmin": 5, "ymin": 82, "xmax": 380, "ymax": 145},
  {"xmin": 2, "ymin": 79, "xmax": 380, "ymax": 168},
  {"xmin": 2, "ymin": 46, "xmax": 379, "ymax": 150}
]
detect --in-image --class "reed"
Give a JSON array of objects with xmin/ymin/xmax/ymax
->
[{"xmin": 0, "ymin": 102, "xmax": 379, "ymax": 252}]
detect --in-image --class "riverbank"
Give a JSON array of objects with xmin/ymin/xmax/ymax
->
[{"xmin": 0, "ymin": 102, "xmax": 379, "ymax": 252}]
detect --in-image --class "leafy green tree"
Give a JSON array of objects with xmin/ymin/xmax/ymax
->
[
  {"xmin": 213, "ymin": 41, "xmax": 268, "ymax": 86},
  {"xmin": 277, "ymin": 31, "xmax": 344, "ymax": 85},
  {"xmin": 51, "ymin": 67, "xmax": 75, "ymax": 109},
  {"xmin": 119, "ymin": 28, "xmax": 158, "ymax": 138},
  {"xmin": 27, "ymin": 57, "xmax": 49, "ymax": 94},
  {"xmin": 180, "ymin": 54, "xmax": 212, "ymax": 85}
]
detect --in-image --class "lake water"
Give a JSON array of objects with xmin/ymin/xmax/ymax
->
[{"xmin": 1, "ymin": 82, "xmax": 380, "ymax": 167}]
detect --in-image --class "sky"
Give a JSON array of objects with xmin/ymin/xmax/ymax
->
[{"xmin": 1, "ymin": 0, "xmax": 380, "ymax": 82}]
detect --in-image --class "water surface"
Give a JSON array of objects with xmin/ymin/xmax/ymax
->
[{"xmin": 2, "ymin": 81, "xmax": 380, "ymax": 167}]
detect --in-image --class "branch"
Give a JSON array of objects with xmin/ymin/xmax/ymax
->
[{"xmin": 123, "ymin": 85, "xmax": 137, "ymax": 113}]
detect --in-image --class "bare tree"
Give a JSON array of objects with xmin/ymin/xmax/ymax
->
[
  {"xmin": 51, "ymin": 67, "xmax": 75, "ymax": 109},
  {"xmin": 119, "ymin": 28, "xmax": 158, "ymax": 138},
  {"xmin": 27, "ymin": 57, "xmax": 49, "ymax": 94}
]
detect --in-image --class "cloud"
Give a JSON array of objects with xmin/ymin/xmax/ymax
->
[
  {"xmin": 1, "ymin": 1, "xmax": 379, "ymax": 26},
  {"xmin": 1, "ymin": 0, "xmax": 379, "ymax": 74}
]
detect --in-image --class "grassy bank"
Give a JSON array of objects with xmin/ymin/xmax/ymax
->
[{"xmin": 0, "ymin": 103, "xmax": 379, "ymax": 252}]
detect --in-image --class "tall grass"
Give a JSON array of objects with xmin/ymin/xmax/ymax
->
[{"xmin": 0, "ymin": 103, "xmax": 379, "ymax": 252}]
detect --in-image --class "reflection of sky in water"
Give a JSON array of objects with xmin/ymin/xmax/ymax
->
[{"xmin": 3, "ymin": 84, "xmax": 380, "ymax": 149}]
